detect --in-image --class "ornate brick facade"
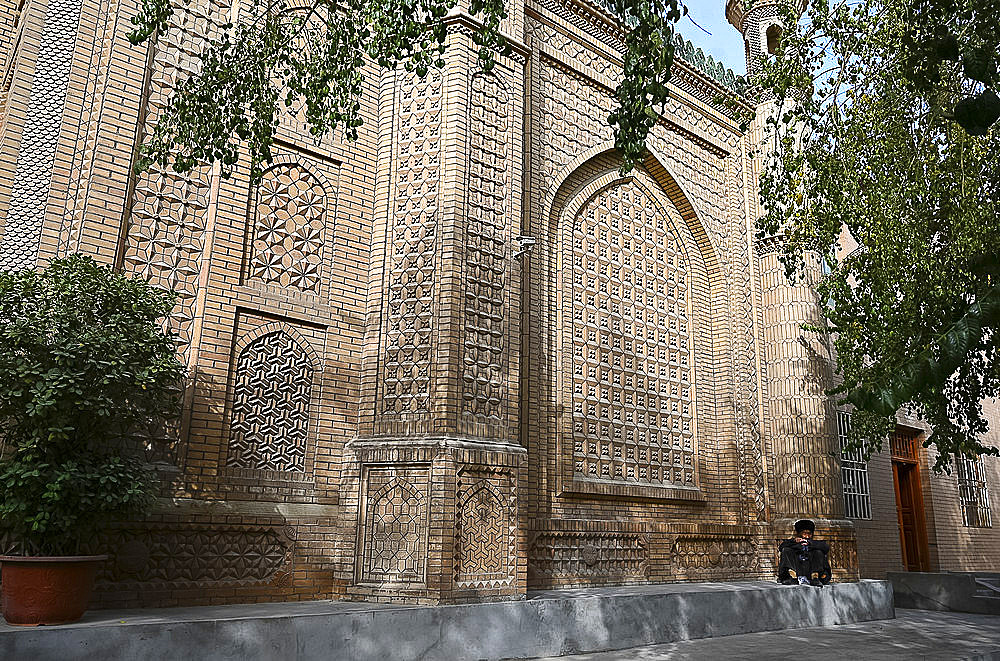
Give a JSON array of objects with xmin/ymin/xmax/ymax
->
[{"xmin": 1, "ymin": 0, "xmax": 997, "ymax": 609}]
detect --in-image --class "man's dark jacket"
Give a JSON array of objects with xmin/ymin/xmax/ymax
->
[
  {"xmin": 778, "ymin": 538, "xmax": 832, "ymax": 581},
  {"xmin": 778, "ymin": 538, "xmax": 830, "ymax": 554}
]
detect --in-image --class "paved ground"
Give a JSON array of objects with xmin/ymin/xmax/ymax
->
[{"xmin": 530, "ymin": 609, "xmax": 1000, "ymax": 660}]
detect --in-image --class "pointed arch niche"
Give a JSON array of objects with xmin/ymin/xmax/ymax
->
[
  {"xmin": 548, "ymin": 149, "xmax": 724, "ymax": 502},
  {"xmin": 225, "ymin": 321, "xmax": 321, "ymax": 474}
]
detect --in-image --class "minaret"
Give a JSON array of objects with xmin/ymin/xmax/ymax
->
[
  {"xmin": 729, "ymin": 0, "xmax": 859, "ymax": 577},
  {"xmin": 726, "ymin": 0, "xmax": 807, "ymax": 88}
]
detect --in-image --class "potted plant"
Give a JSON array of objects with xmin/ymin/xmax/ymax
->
[{"xmin": 0, "ymin": 255, "xmax": 185, "ymax": 625}]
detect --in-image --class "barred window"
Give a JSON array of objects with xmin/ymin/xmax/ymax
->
[
  {"xmin": 956, "ymin": 456, "xmax": 992, "ymax": 528},
  {"xmin": 838, "ymin": 411, "xmax": 872, "ymax": 519}
]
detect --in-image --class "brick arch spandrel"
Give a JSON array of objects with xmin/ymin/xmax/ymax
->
[{"xmin": 546, "ymin": 146, "xmax": 722, "ymax": 285}]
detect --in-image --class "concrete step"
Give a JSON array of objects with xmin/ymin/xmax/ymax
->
[
  {"xmin": 0, "ymin": 580, "xmax": 893, "ymax": 661},
  {"xmin": 891, "ymin": 572, "xmax": 1000, "ymax": 615},
  {"xmin": 527, "ymin": 609, "xmax": 1000, "ymax": 661},
  {"xmin": 976, "ymin": 578, "xmax": 1000, "ymax": 598}
]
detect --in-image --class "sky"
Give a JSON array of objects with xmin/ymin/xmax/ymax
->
[{"xmin": 680, "ymin": 4, "xmax": 746, "ymax": 76}]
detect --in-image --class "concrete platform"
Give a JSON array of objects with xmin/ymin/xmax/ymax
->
[
  {"xmin": 0, "ymin": 580, "xmax": 893, "ymax": 661},
  {"xmin": 889, "ymin": 571, "xmax": 1000, "ymax": 615},
  {"xmin": 533, "ymin": 608, "xmax": 1000, "ymax": 660}
]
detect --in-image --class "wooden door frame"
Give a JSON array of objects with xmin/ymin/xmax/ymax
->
[{"xmin": 892, "ymin": 457, "xmax": 931, "ymax": 572}]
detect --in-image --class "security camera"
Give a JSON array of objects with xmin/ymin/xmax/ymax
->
[{"xmin": 513, "ymin": 235, "xmax": 536, "ymax": 259}]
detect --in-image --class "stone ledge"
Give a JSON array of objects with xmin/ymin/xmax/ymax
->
[
  {"xmin": 889, "ymin": 571, "xmax": 1000, "ymax": 615},
  {"xmin": 0, "ymin": 580, "xmax": 894, "ymax": 661}
]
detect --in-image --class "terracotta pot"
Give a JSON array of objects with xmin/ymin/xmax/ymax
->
[{"xmin": 0, "ymin": 555, "xmax": 107, "ymax": 626}]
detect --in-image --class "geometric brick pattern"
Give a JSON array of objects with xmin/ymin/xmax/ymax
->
[
  {"xmin": 379, "ymin": 70, "xmax": 443, "ymax": 417},
  {"xmin": 58, "ymin": 0, "xmax": 121, "ymax": 257},
  {"xmin": 359, "ymin": 467, "xmax": 430, "ymax": 585},
  {"xmin": 455, "ymin": 467, "xmax": 516, "ymax": 588},
  {"xmin": 723, "ymin": 145, "xmax": 768, "ymax": 523},
  {"xmin": 462, "ymin": 72, "xmax": 511, "ymax": 422},
  {"xmin": 18, "ymin": 0, "xmax": 1000, "ymax": 610},
  {"xmin": 757, "ymin": 244, "xmax": 841, "ymax": 518},
  {"xmin": 568, "ymin": 177, "xmax": 695, "ymax": 487},
  {"xmin": 90, "ymin": 523, "xmax": 294, "ymax": 587},
  {"xmin": 122, "ymin": 0, "xmax": 231, "ymax": 357},
  {"xmin": 537, "ymin": 62, "xmax": 613, "ymax": 192},
  {"xmin": 527, "ymin": 531, "xmax": 648, "ymax": 583},
  {"xmin": 227, "ymin": 330, "xmax": 315, "ymax": 472},
  {"xmin": 672, "ymin": 535, "xmax": 757, "ymax": 572},
  {"xmin": 247, "ymin": 163, "xmax": 327, "ymax": 292},
  {"xmin": 0, "ymin": 0, "xmax": 83, "ymax": 270}
]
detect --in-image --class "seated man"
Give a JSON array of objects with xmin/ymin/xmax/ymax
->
[{"xmin": 777, "ymin": 519, "xmax": 831, "ymax": 587}]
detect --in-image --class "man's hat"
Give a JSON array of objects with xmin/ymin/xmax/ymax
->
[{"xmin": 794, "ymin": 519, "xmax": 815, "ymax": 534}]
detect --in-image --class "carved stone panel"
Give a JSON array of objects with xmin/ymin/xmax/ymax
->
[
  {"xmin": 358, "ymin": 466, "xmax": 431, "ymax": 585},
  {"xmin": 455, "ymin": 467, "xmax": 517, "ymax": 588},
  {"xmin": 245, "ymin": 162, "xmax": 328, "ymax": 293},
  {"xmin": 567, "ymin": 178, "xmax": 695, "ymax": 487},
  {"xmin": 461, "ymin": 72, "xmax": 511, "ymax": 424},
  {"xmin": 227, "ymin": 329, "xmax": 316, "ymax": 472}
]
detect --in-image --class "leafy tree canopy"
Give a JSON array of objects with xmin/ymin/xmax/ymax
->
[
  {"xmin": 756, "ymin": 0, "xmax": 1000, "ymax": 470},
  {"xmin": 129, "ymin": 0, "xmax": 687, "ymax": 178}
]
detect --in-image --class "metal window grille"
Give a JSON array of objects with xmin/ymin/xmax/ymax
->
[
  {"xmin": 838, "ymin": 411, "xmax": 872, "ymax": 519},
  {"xmin": 956, "ymin": 456, "xmax": 993, "ymax": 528}
]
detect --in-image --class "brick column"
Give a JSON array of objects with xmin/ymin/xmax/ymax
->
[
  {"xmin": 346, "ymin": 11, "xmax": 528, "ymax": 603},
  {"xmin": 755, "ymin": 237, "xmax": 842, "ymax": 519}
]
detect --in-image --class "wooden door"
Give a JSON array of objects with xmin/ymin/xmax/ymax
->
[{"xmin": 892, "ymin": 460, "xmax": 930, "ymax": 572}]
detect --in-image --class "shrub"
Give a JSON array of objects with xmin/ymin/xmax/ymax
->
[{"xmin": 0, "ymin": 255, "xmax": 185, "ymax": 555}]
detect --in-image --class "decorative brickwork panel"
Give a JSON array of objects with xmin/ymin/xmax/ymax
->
[
  {"xmin": 537, "ymin": 62, "xmax": 613, "ymax": 192},
  {"xmin": 646, "ymin": 124, "xmax": 730, "ymax": 244},
  {"xmin": 59, "ymin": 0, "xmax": 121, "ymax": 256},
  {"xmin": 379, "ymin": 70, "xmax": 443, "ymax": 417},
  {"xmin": 672, "ymin": 535, "xmax": 757, "ymax": 571},
  {"xmin": 528, "ymin": 531, "xmax": 648, "ymax": 583},
  {"xmin": 228, "ymin": 330, "xmax": 316, "ymax": 472},
  {"xmin": 758, "ymin": 245, "xmax": 841, "ymax": 518},
  {"xmin": 455, "ymin": 467, "xmax": 517, "ymax": 588},
  {"xmin": 246, "ymin": 163, "xmax": 327, "ymax": 292},
  {"xmin": 825, "ymin": 532, "xmax": 860, "ymax": 578},
  {"xmin": 275, "ymin": 6, "xmax": 338, "ymax": 152},
  {"xmin": 728, "ymin": 148, "xmax": 768, "ymax": 523},
  {"xmin": 462, "ymin": 72, "xmax": 510, "ymax": 423},
  {"xmin": 91, "ymin": 524, "xmax": 294, "ymax": 588},
  {"xmin": 527, "ymin": 20, "xmax": 617, "ymax": 80},
  {"xmin": 359, "ymin": 467, "xmax": 430, "ymax": 585},
  {"xmin": 567, "ymin": 179, "xmax": 695, "ymax": 487},
  {"xmin": 123, "ymin": 0, "xmax": 231, "ymax": 356},
  {"xmin": 0, "ymin": 0, "xmax": 84, "ymax": 269}
]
